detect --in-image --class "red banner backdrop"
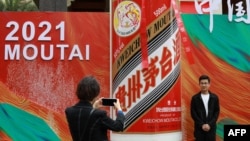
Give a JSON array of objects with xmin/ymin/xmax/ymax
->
[
  {"xmin": 179, "ymin": 1, "xmax": 250, "ymax": 141},
  {"xmin": 0, "ymin": 12, "xmax": 110, "ymax": 141}
]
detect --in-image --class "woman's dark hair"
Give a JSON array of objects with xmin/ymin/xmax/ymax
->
[
  {"xmin": 76, "ymin": 75, "xmax": 100, "ymax": 101},
  {"xmin": 199, "ymin": 74, "xmax": 210, "ymax": 83}
]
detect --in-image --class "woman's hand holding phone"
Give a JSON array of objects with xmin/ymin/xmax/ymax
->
[{"xmin": 113, "ymin": 99, "xmax": 122, "ymax": 111}]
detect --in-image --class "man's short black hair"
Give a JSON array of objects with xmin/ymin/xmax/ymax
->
[{"xmin": 199, "ymin": 74, "xmax": 210, "ymax": 83}]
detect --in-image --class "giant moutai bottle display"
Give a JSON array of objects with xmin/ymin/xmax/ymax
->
[{"xmin": 111, "ymin": 0, "xmax": 182, "ymax": 140}]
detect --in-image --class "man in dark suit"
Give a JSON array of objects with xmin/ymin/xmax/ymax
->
[
  {"xmin": 191, "ymin": 75, "xmax": 220, "ymax": 141},
  {"xmin": 65, "ymin": 75, "xmax": 125, "ymax": 141}
]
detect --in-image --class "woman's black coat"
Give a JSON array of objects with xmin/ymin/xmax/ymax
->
[{"xmin": 65, "ymin": 101, "xmax": 125, "ymax": 141}]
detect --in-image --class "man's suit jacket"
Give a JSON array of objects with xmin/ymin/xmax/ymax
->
[
  {"xmin": 65, "ymin": 100, "xmax": 125, "ymax": 141},
  {"xmin": 191, "ymin": 91, "xmax": 220, "ymax": 141}
]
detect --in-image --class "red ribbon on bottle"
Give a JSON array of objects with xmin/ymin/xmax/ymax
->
[
  {"xmin": 172, "ymin": 0, "xmax": 195, "ymax": 64},
  {"xmin": 140, "ymin": 0, "xmax": 149, "ymax": 68}
]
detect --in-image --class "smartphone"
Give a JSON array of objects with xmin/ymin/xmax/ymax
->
[{"xmin": 102, "ymin": 98, "xmax": 117, "ymax": 106}]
